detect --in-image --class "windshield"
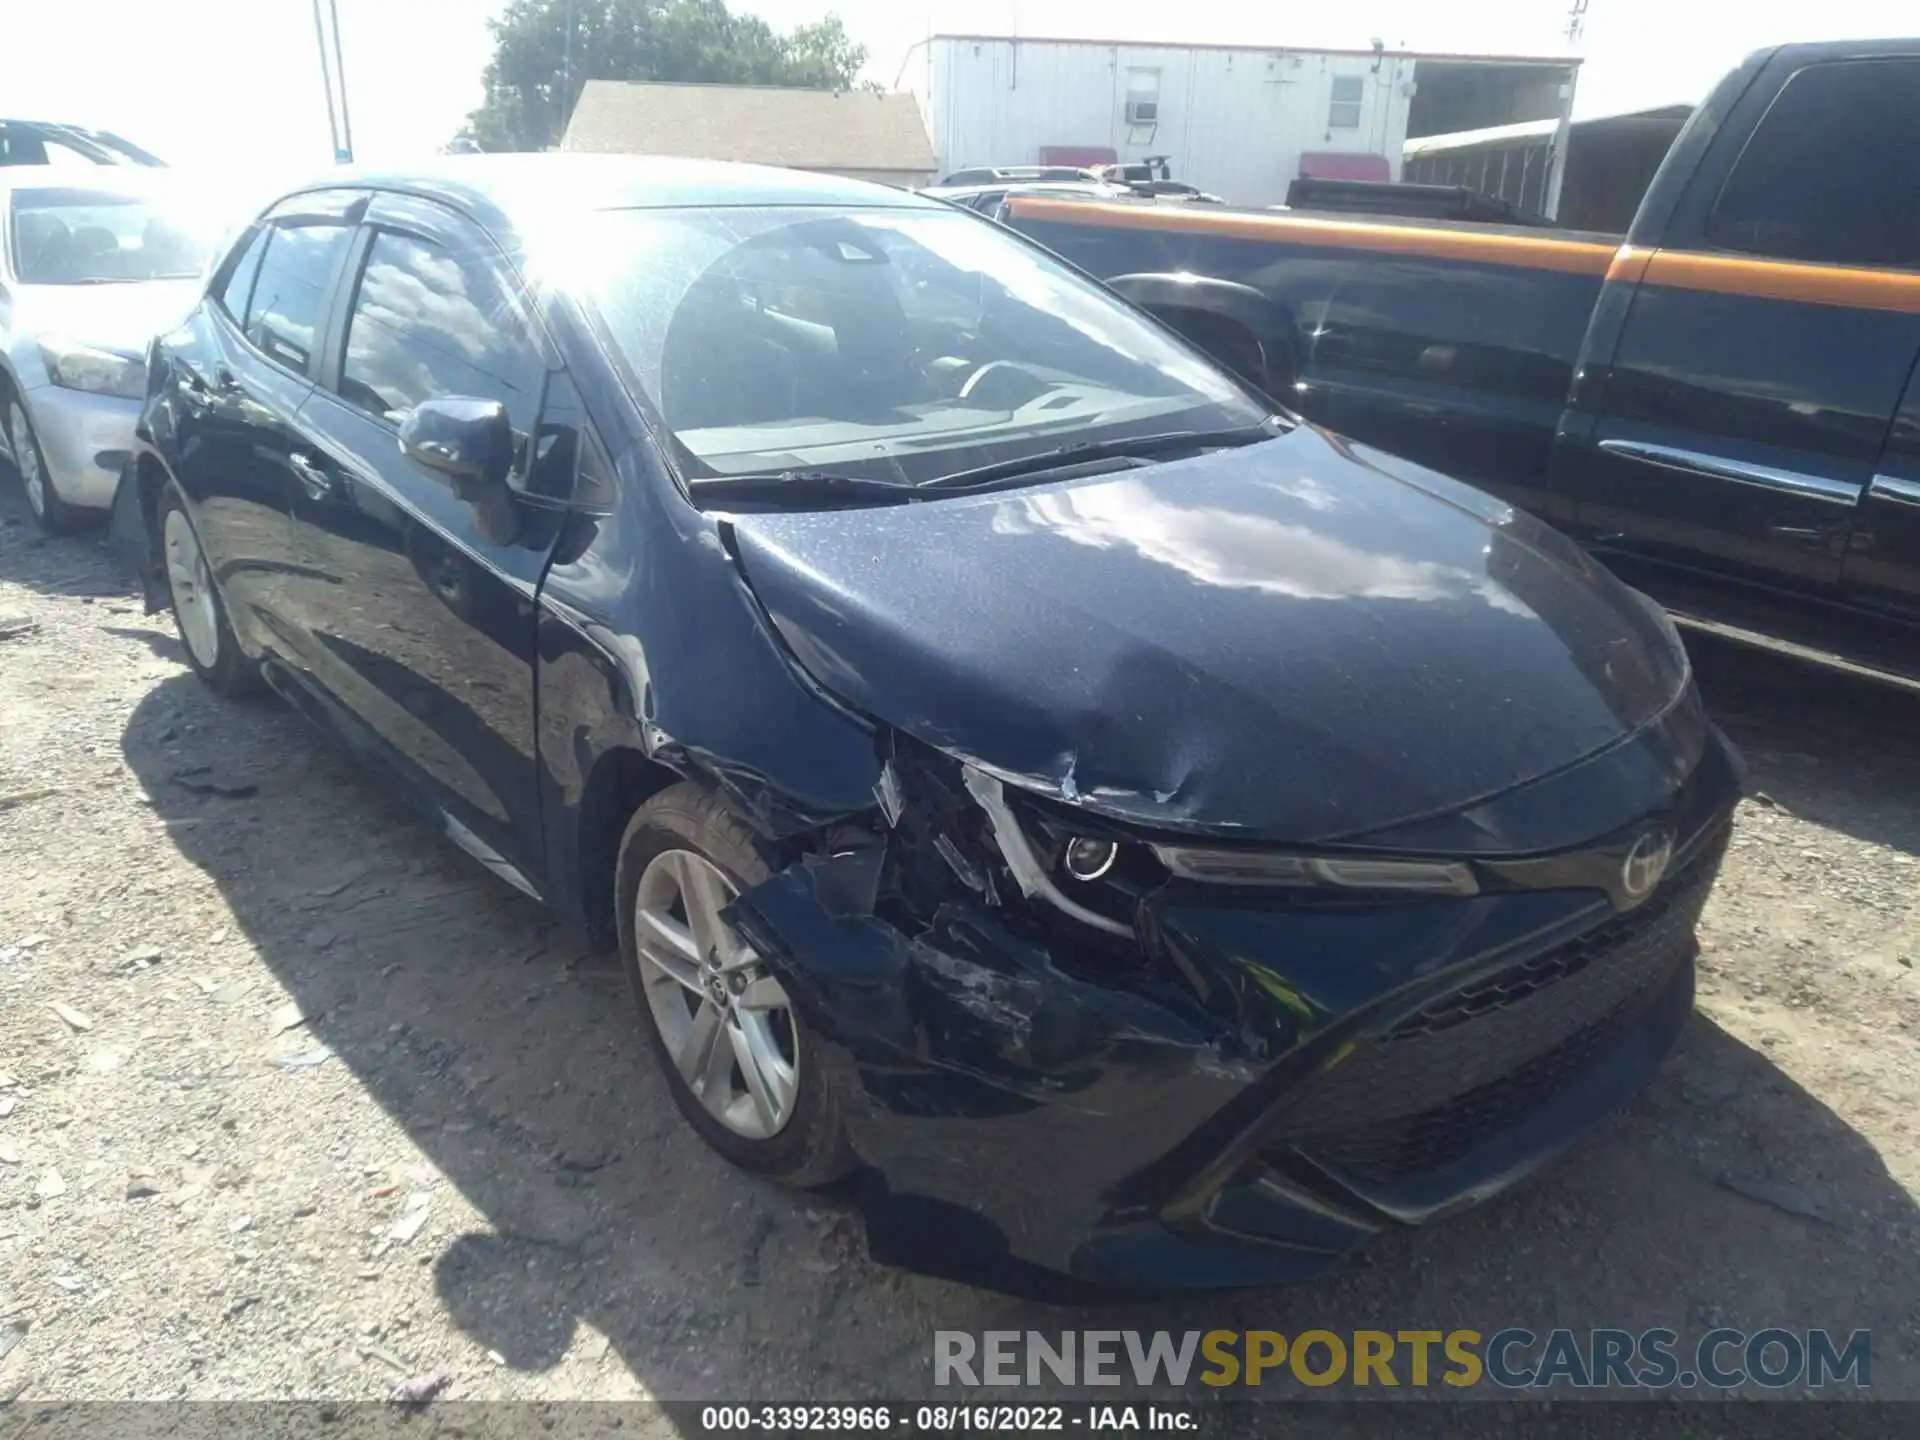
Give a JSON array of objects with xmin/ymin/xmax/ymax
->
[
  {"xmin": 9, "ymin": 187, "xmax": 218, "ymax": 284},
  {"xmin": 575, "ymin": 205, "xmax": 1266, "ymax": 487}
]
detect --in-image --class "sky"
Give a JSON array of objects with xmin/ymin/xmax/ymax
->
[{"xmin": 5, "ymin": 0, "xmax": 1914, "ymax": 182}]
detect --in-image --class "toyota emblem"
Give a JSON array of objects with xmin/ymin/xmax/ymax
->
[{"xmin": 1620, "ymin": 827, "xmax": 1675, "ymax": 901}]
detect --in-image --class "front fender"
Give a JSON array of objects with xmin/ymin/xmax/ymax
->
[{"xmin": 112, "ymin": 441, "xmax": 175, "ymax": 612}]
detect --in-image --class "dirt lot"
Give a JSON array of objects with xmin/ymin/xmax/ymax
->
[{"xmin": 1, "ymin": 477, "xmax": 1918, "ymax": 1407}]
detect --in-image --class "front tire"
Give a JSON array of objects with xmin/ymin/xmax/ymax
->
[
  {"xmin": 158, "ymin": 485, "xmax": 260, "ymax": 698},
  {"xmin": 7, "ymin": 395, "xmax": 84, "ymax": 536},
  {"xmin": 615, "ymin": 783, "xmax": 854, "ymax": 1187}
]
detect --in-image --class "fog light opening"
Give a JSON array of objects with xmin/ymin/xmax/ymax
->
[{"xmin": 1062, "ymin": 837, "xmax": 1119, "ymax": 882}]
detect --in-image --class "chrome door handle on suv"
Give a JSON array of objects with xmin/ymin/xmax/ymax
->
[{"xmin": 288, "ymin": 451, "xmax": 334, "ymax": 500}]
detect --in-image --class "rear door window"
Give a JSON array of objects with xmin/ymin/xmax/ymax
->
[
  {"xmin": 1705, "ymin": 58, "xmax": 1920, "ymax": 269},
  {"xmin": 248, "ymin": 222, "xmax": 353, "ymax": 373}
]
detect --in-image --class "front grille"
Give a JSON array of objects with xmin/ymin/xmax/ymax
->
[
  {"xmin": 1298, "ymin": 1001, "xmax": 1655, "ymax": 1183},
  {"xmin": 1267, "ymin": 826, "xmax": 1728, "ymax": 1185},
  {"xmin": 1388, "ymin": 831, "xmax": 1723, "ymax": 1038}
]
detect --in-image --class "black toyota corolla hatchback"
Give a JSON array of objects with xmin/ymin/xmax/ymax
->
[{"xmin": 125, "ymin": 155, "xmax": 1741, "ymax": 1294}]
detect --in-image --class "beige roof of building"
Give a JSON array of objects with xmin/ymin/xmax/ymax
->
[{"xmin": 561, "ymin": 81, "xmax": 935, "ymax": 173}]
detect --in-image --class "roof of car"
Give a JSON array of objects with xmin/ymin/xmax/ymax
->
[
  {"xmin": 0, "ymin": 167, "xmax": 181, "ymax": 199},
  {"xmin": 283, "ymin": 153, "xmax": 945, "ymax": 235},
  {"xmin": 0, "ymin": 168, "xmax": 269, "ymax": 239}
]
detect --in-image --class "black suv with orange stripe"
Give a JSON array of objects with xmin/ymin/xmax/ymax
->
[{"xmin": 1005, "ymin": 38, "xmax": 1920, "ymax": 692}]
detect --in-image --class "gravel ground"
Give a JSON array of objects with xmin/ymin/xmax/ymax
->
[{"xmin": 1, "ymin": 478, "xmax": 1918, "ymax": 1407}]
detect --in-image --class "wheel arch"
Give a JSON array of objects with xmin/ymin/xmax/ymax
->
[
  {"xmin": 0, "ymin": 357, "xmax": 26, "ymax": 455},
  {"xmin": 575, "ymin": 745, "xmax": 687, "ymax": 947},
  {"xmin": 1106, "ymin": 272, "xmax": 1300, "ymax": 394},
  {"xmin": 127, "ymin": 446, "xmax": 180, "ymax": 610}
]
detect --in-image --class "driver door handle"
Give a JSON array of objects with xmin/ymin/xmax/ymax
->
[{"xmin": 289, "ymin": 451, "xmax": 334, "ymax": 500}]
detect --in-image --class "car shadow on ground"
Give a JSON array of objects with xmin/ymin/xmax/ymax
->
[
  {"xmin": 1690, "ymin": 633, "xmax": 1920, "ymax": 860},
  {"xmin": 0, "ymin": 481, "xmax": 128, "ymax": 603},
  {"xmin": 119, "ymin": 648, "xmax": 1920, "ymax": 1401},
  {"xmin": 100, "ymin": 624, "xmax": 186, "ymax": 660}
]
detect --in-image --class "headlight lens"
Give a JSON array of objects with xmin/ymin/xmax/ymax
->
[
  {"xmin": 39, "ymin": 337, "xmax": 146, "ymax": 399},
  {"xmin": 1061, "ymin": 836, "xmax": 1120, "ymax": 882},
  {"xmin": 1152, "ymin": 844, "xmax": 1479, "ymax": 895}
]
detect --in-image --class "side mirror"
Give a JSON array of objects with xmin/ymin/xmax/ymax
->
[{"xmin": 398, "ymin": 397, "xmax": 513, "ymax": 492}]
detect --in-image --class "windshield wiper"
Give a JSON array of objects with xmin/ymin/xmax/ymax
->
[
  {"xmin": 916, "ymin": 420, "xmax": 1283, "ymax": 491},
  {"xmin": 684, "ymin": 419, "xmax": 1284, "ymax": 506},
  {"xmin": 685, "ymin": 470, "xmax": 919, "ymax": 506}
]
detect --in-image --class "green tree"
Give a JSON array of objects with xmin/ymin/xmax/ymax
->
[{"xmin": 460, "ymin": 0, "xmax": 869, "ymax": 153}]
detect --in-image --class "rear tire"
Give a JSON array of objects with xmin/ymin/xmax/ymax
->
[
  {"xmin": 158, "ymin": 485, "xmax": 261, "ymax": 698},
  {"xmin": 7, "ymin": 394, "xmax": 85, "ymax": 536},
  {"xmin": 615, "ymin": 783, "xmax": 855, "ymax": 1187}
]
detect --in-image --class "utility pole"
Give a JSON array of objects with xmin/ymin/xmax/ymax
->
[
  {"xmin": 311, "ymin": 0, "xmax": 341, "ymax": 162},
  {"xmin": 560, "ymin": 0, "xmax": 574, "ymax": 149},
  {"xmin": 329, "ymin": 0, "xmax": 355, "ymax": 161},
  {"xmin": 311, "ymin": 0, "xmax": 354, "ymax": 163}
]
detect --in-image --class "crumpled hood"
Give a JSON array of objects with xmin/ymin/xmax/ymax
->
[
  {"xmin": 728, "ymin": 424, "xmax": 1689, "ymax": 842},
  {"xmin": 8, "ymin": 280, "xmax": 201, "ymax": 359}
]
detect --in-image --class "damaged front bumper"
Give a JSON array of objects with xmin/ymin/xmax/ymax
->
[{"xmin": 729, "ymin": 717, "xmax": 1743, "ymax": 1295}]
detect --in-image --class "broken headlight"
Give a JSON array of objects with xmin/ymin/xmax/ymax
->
[
  {"xmin": 1151, "ymin": 845, "xmax": 1478, "ymax": 895},
  {"xmin": 1060, "ymin": 836, "xmax": 1119, "ymax": 882},
  {"xmin": 937, "ymin": 760, "xmax": 1483, "ymax": 950}
]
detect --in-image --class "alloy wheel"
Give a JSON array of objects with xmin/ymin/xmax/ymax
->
[
  {"xmin": 634, "ymin": 848, "xmax": 799, "ymax": 1140},
  {"xmin": 9, "ymin": 404, "xmax": 44, "ymax": 517},
  {"xmin": 163, "ymin": 507, "xmax": 221, "ymax": 670}
]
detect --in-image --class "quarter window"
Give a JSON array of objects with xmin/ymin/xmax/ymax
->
[
  {"xmin": 248, "ymin": 222, "xmax": 353, "ymax": 373},
  {"xmin": 338, "ymin": 229, "xmax": 543, "ymax": 433},
  {"xmin": 1329, "ymin": 76, "xmax": 1364, "ymax": 130},
  {"xmin": 1706, "ymin": 59, "xmax": 1920, "ymax": 269}
]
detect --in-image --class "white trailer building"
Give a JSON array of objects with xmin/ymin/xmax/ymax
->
[{"xmin": 911, "ymin": 33, "xmax": 1582, "ymax": 213}]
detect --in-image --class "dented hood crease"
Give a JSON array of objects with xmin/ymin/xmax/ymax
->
[{"xmin": 728, "ymin": 425, "xmax": 1687, "ymax": 841}]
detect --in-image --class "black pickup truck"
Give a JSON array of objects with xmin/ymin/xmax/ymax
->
[{"xmin": 1004, "ymin": 38, "xmax": 1920, "ymax": 690}]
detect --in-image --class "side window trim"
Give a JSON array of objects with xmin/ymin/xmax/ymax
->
[
  {"xmin": 362, "ymin": 191, "xmax": 560, "ymax": 366},
  {"xmin": 266, "ymin": 187, "xmax": 372, "ymax": 226},
  {"xmin": 210, "ymin": 224, "xmax": 270, "ymax": 332},
  {"xmin": 525, "ymin": 365, "xmax": 620, "ymax": 506},
  {"xmin": 230, "ymin": 234, "xmax": 266, "ymax": 328},
  {"xmin": 314, "ymin": 222, "xmax": 376, "ymax": 396}
]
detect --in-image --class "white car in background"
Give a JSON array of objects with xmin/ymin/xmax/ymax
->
[{"xmin": 0, "ymin": 171, "xmax": 229, "ymax": 532}]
